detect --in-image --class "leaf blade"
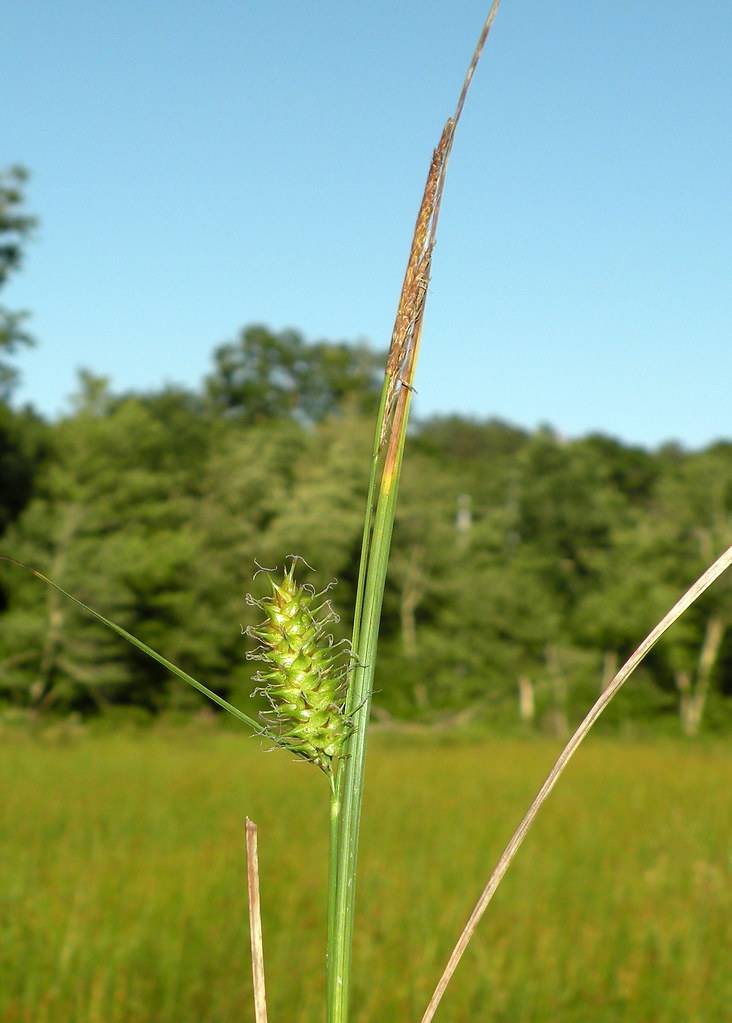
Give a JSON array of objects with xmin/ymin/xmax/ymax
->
[{"xmin": 0, "ymin": 556, "xmax": 263, "ymax": 733}]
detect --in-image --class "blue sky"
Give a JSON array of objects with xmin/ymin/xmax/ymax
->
[{"xmin": 4, "ymin": 1, "xmax": 731, "ymax": 448}]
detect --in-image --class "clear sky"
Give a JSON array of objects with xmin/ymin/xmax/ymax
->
[{"xmin": 4, "ymin": 1, "xmax": 731, "ymax": 448}]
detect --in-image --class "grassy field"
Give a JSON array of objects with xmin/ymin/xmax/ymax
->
[{"xmin": 1, "ymin": 727, "xmax": 731, "ymax": 1023}]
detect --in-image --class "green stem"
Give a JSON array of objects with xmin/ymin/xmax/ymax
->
[
  {"xmin": 324, "ymin": 6, "xmax": 500, "ymax": 1011},
  {"xmin": 326, "ymin": 776, "xmax": 341, "ymax": 1011},
  {"xmin": 325, "ymin": 378, "xmax": 387, "ymax": 1020},
  {"xmin": 327, "ymin": 384, "xmax": 414, "ymax": 1023}
]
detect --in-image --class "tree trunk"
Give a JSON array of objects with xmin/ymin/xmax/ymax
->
[
  {"xmin": 675, "ymin": 615, "xmax": 725, "ymax": 737},
  {"xmin": 600, "ymin": 649, "xmax": 618, "ymax": 693},
  {"xmin": 455, "ymin": 493, "xmax": 472, "ymax": 549},
  {"xmin": 31, "ymin": 503, "xmax": 81, "ymax": 708},
  {"xmin": 545, "ymin": 644, "xmax": 568, "ymax": 739},
  {"xmin": 400, "ymin": 544, "xmax": 427, "ymax": 709},
  {"xmin": 517, "ymin": 675, "xmax": 535, "ymax": 723},
  {"xmin": 675, "ymin": 670, "xmax": 693, "ymax": 737}
]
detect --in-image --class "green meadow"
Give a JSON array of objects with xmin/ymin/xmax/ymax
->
[{"xmin": 2, "ymin": 729, "xmax": 731, "ymax": 1023}]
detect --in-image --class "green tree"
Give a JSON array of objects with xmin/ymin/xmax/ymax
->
[
  {"xmin": 0, "ymin": 378, "xmax": 207, "ymax": 710},
  {"xmin": 0, "ymin": 166, "xmax": 37, "ymax": 398},
  {"xmin": 179, "ymin": 416, "xmax": 311, "ymax": 706},
  {"xmin": 0, "ymin": 403, "xmax": 48, "ymax": 537},
  {"xmin": 377, "ymin": 450, "xmax": 469, "ymax": 713},
  {"xmin": 574, "ymin": 443, "xmax": 732, "ymax": 734},
  {"xmin": 0, "ymin": 166, "xmax": 46, "ymax": 548},
  {"xmin": 206, "ymin": 325, "xmax": 383, "ymax": 424}
]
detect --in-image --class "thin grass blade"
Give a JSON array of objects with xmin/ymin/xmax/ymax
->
[{"xmin": 0, "ymin": 556, "xmax": 263, "ymax": 733}]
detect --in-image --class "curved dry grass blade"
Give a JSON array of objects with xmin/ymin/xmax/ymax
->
[
  {"xmin": 420, "ymin": 544, "xmax": 732, "ymax": 1023},
  {"xmin": 453, "ymin": 0, "xmax": 502, "ymax": 127},
  {"xmin": 0, "ymin": 556, "xmax": 263, "ymax": 733},
  {"xmin": 245, "ymin": 818, "xmax": 268, "ymax": 1023}
]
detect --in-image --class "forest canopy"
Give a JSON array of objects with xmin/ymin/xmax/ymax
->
[{"xmin": 1, "ymin": 166, "xmax": 731, "ymax": 737}]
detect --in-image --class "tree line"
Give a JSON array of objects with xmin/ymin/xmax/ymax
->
[{"xmin": 1, "ymin": 168, "xmax": 731, "ymax": 736}]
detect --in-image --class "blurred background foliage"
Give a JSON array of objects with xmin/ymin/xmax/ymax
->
[{"xmin": 2, "ymin": 165, "xmax": 732, "ymax": 738}]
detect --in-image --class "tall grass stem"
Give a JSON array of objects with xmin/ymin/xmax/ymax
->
[{"xmin": 326, "ymin": 5, "xmax": 502, "ymax": 1021}]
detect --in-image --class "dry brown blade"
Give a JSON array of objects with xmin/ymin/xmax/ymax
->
[
  {"xmin": 380, "ymin": 123, "xmax": 451, "ymax": 453},
  {"xmin": 420, "ymin": 544, "xmax": 732, "ymax": 1023},
  {"xmin": 380, "ymin": 0, "xmax": 502, "ymax": 453},
  {"xmin": 245, "ymin": 818, "xmax": 268, "ymax": 1023}
]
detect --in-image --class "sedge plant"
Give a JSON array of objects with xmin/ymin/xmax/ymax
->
[
  {"xmin": 4, "ymin": 4, "xmax": 732, "ymax": 1022},
  {"xmin": 3, "ymin": 7, "xmax": 505, "ymax": 1020}
]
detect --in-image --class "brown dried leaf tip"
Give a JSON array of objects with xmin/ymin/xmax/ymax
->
[{"xmin": 381, "ymin": 119, "xmax": 455, "ymax": 452}]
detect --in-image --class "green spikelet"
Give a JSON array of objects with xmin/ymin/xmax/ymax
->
[{"xmin": 246, "ymin": 561, "xmax": 349, "ymax": 776}]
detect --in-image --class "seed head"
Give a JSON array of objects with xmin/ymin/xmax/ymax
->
[{"xmin": 247, "ymin": 561, "xmax": 349, "ymax": 775}]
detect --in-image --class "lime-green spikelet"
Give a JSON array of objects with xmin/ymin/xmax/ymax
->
[{"xmin": 246, "ymin": 562, "xmax": 349, "ymax": 776}]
